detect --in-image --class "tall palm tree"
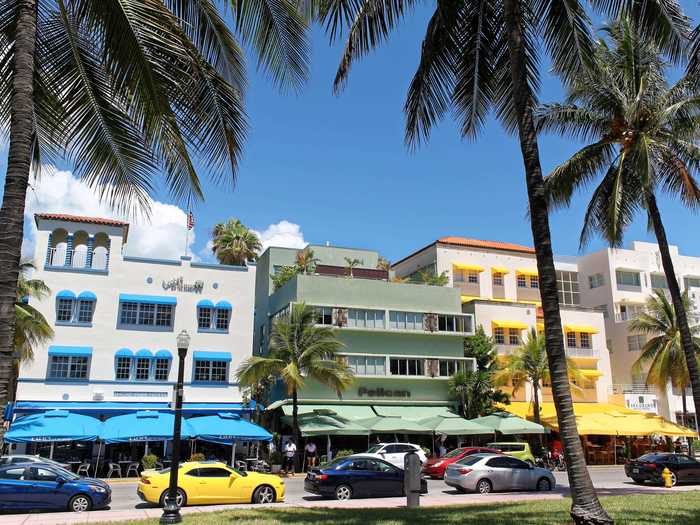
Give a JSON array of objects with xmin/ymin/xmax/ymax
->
[
  {"xmin": 0, "ymin": 0, "xmax": 311, "ymax": 418},
  {"xmin": 11, "ymin": 261, "xmax": 53, "ymax": 402},
  {"xmin": 539, "ymin": 19, "xmax": 700, "ymax": 437},
  {"xmin": 344, "ymin": 257, "xmax": 362, "ymax": 278},
  {"xmin": 316, "ymin": 3, "xmax": 687, "ymax": 521},
  {"xmin": 631, "ymin": 290, "xmax": 700, "ymax": 429},
  {"xmin": 211, "ymin": 219, "xmax": 262, "ymax": 265},
  {"xmin": 236, "ymin": 303, "xmax": 354, "ymax": 458},
  {"xmin": 494, "ymin": 328, "xmax": 584, "ymax": 426}
]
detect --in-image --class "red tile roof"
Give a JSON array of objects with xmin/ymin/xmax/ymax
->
[
  {"xmin": 34, "ymin": 213, "xmax": 130, "ymax": 240},
  {"xmin": 438, "ymin": 236, "xmax": 535, "ymax": 254}
]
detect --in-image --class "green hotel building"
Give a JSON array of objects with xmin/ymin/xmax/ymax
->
[{"xmin": 253, "ymin": 245, "xmax": 476, "ymax": 429}]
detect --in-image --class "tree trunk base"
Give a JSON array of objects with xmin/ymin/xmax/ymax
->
[{"xmin": 571, "ymin": 503, "xmax": 614, "ymax": 525}]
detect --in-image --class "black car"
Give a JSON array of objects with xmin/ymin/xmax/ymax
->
[
  {"xmin": 304, "ymin": 455, "xmax": 428, "ymax": 501},
  {"xmin": 625, "ymin": 453, "xmax": 700, "ymax": 486}
]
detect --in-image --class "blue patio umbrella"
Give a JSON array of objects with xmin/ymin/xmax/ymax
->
[
  {"xmin": 100, "ymin": 410, "xmax": 195, "ymax": 443},
  {"xmin": 188, "ymin": 413, "xmax": 272, "ymax": 444},
  {"xmin": 4, "ymin": 410, "xmax": 102, "ymax": 443}
]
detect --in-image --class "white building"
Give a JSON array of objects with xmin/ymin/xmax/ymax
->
[
  {"xmin": 11, "ymin": 213, "xmax": 256, "ymax": 423},
  {"xmin": 577, "ymin": 241, "xmax": 700, "ymax": 427},
  {"xmin": 392, "ymin": 237, "xmax": 613, "ymax": 407}
]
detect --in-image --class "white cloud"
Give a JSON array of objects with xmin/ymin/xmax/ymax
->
[
  {"xmin": 23, "ymin": 170, "xmax": 198, "ymax": 261},
  {"xmin": 252, "ymin": 220, "xmax": 307, "ymax": 252}
]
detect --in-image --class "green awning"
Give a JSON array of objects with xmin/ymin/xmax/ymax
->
[
  {"xmin": 355, "ymin": 416, "xmax": 433, "ymax": 434},
  {"xmin": 373, "ymin": 406, "xmax": 457, "ymax": 419},
  {"xmin": 280, "ymin": 404, "xmax": 375, "ymax": 420},
  {"xmin": 285, "ymin": 414, "xmax": 370, "ymax": 437},
  {"xmin": 420, "ymin": 416, "xmax": 492, "ymax": 436},
  {"xmin": 470, "ymin": 412, "xmax": 546, "ymax": 435}
]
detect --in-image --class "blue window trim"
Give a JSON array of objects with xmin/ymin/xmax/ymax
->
[
  {"xmin": 45, "ymin": 266, "xmax": 108, "ymax": 275},
  {"xmin": 55, "ymin": 321, "xmax": 93, "ymax": 328},
  {"xmin": 192, "ymin": 351, "xmax": 232, "ymax": 362},
  {"xmin": 135, "ymin": 349, "xmax": 154, "ymax": 358},
  {"xmin": 119, "ymin": 293, "xmax": 177, "ymax": 305},
  {"xmin": 115, "ymin": 348, "xmax": 133, "ymax": 358},
  {"xmin": 155, "ymin": 349, "xmax": 173, "ymax": 359},
  {"xmin": 197, "ymin": 299, "xmax": 215, "ymax": 308},
  {"xmin": 198, "ymin": 327, "xmax": 230, "ymax": 334},
  {"xmin": 48, "ymin": 346, "xmax": 93, "ymax": 357},
  {"xmin": 56, "ymin": 290, "xmax": 76, "ymax": 299},
  {"xmin": 196, "ymin": 301, "xmax": 231, "ymax": 333},
  {"xmin": 77, "ymin": 291, "xmax": 97, "ymax": 300}
]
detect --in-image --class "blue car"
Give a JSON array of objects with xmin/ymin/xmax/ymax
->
[
  {"xmin": 304, "ymin": 455, "xmax": 428, "ymax": 500},
  {"xmin": 0, "ymin": 462, "xmax": 111, "ymax": 512}
]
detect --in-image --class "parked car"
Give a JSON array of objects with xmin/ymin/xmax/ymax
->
[
  {"xmin": 486, "ymin": 442, "xmax": 536, "ymax": 464},
  {"xmin": 422, "ymin": 447, "xmax": 501, "ymax": 479},
  {"xmin": 0, "ymin": 463, "xmax": 111, "ymax": 512},
  {"xmin": 0, "ymin": 454, "xmax": 71, "ymax": 470},
  {"xmin": 137, "ymin": 461, "xmax": 285, "ymax": 506},
  {"xmin": 625, "ymin": 453, "xmax": 700, "ymax": 486},
  {"xmin": 444, "ymin": 453, "xmax": 555, "ymax": 494},
  {"xmin": 304, "ymin": 455, "xmax": 428, "ymax": 500},
  {"xmin": 354, "ymin": 443, "xmax": 427, "ymax": 468}
]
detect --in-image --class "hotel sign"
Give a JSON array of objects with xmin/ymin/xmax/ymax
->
[
  {"xmin": 162, "ymin": 276, "xmax": 204, "ymax": 294},
  {"xmin": 358, "ymin": 387, "xmax": 410, "ymax": 398}
]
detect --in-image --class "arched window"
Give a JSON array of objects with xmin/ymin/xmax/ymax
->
[
  {"xmin": 196, "ymin": 300, "xmax": 232, "ymax": 332},
  {"xmin": 115, "ymin": 348, "xmax": 133, "ymax": 380},
  {"xmin": 154, "ymin": 350, "xmax": 172, "ymax": 381},
  {"xmin": 92, "ymin": 233, "xmax": 110, "ymax": 270},
  {"xmin": 76, "ymin": 291, "xmax": 96, "ymax": 324},
  {"xmin": 55, "ymin": 290, "xmax": 76, "ymax": 322},
  {"xmin": 197, "ymin": 300, "xmax": 214, "ymax": 330},
  {"xmin": 72, "ymin": 231, "xmax": 89, "ymax": 268},
  {"xmin": 48, "ymin": 229, "xmax": 69, "ymax": 266}
]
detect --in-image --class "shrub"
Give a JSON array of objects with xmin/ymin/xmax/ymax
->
[
  {"xmin": 188, "ymin": 452, "xmax": 206, "ymax": 462},
  {"xmin": 334, "ymin": 449, "xmax": 354, "ymax": 459},
  {"xmin": 141, "ymin": 454, "xmax": 159, "ymax": 470},
  {"xmin": 269, "ymin": 451, "xmax": 284, "ymax": 465}
]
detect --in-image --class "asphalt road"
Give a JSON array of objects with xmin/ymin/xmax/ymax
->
[{"xmin": 104, "ymin": 466, "xmax": 690, "ymax": 511}]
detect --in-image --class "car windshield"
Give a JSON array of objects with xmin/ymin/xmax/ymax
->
[
  {"xmin": 52, "ymin": 466, "xmax": 80, "ymax": 480},
  {"xmin": 456, "ymin": 455, "xmax": 486, "ymax": 466},
  {"xmin": 638, "ymin": 454, "xmax": 670, "ymax": 462},
  {"xmin": 443, "ymin": 448, "xmax": 466, "ymax": 459},
  {"xmin": 366, "ymin": 445, "xmax": 383, "ymax": 453},
  {"xmin": 323, "ymin": 458, "xmax": 351, "ymax": 470}
]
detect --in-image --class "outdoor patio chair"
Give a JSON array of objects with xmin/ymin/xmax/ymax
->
[
  {"xmin": 155, "ymin": 462, "xmax": 163, "ymax": 470},
  {"xmin": 235, "ymin": 460, "xmax": 247, "ymax": 471},
  {"xmin": 106, "ymin": 463, "xmax": 122, "ymax": 478},
  {"xmin": 126, "ymin": 462, "xmax": 140, "ymax": 477},
  {"xmin": 76, "ymin": 463, "xmax": 91, "ymax": 476}
]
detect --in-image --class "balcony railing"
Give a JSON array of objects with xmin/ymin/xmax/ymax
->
[
  {"xmin": 46, "ymin": 248, "xmax": 109, "ymax": 271},
  {"xmin": 609, "ymin": 384, "xmax": 656, "ymax": 395},
  {"xmin": 614, "ymin": 311, "xmax": 643, "ymax": 322},
  {"xmin": 495, "ymin": 344, "xmax": 518, "ymax": 355},
  {"xmin": 566, "ymin": 347, "xmax": 598, "ymax": 358}
]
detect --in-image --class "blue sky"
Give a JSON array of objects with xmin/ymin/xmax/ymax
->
[{"xmin": 4, "ymin": 4, "xmax": 700, "ymax": 263}]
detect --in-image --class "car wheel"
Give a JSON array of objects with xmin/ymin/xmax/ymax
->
[
  {"xmin": 159, "ymin": 488, "xmax": 186, "ymax": 508},
  {"xmin": 536, "ymin": 477, "xmax": 552, "ymax": 492},
  {"xmin": 68, "ymin": 494, "xmax": 92, "ymax": 513},
  {"xmin": 476, "ymin": 479, "xmax": 492, "ymax": 495},
  {"xmin": 670, "ymin": 471, "xmax": 678, "ymax": 487},
  {"xmin": 335, "ymin": 484, "xmax": 353, "ymax": 501},
  {"xmin": 252, "ymin": 485, "xmax": 276, "ymax": 504},
  {"xmin": 631, "ymin": 477, "xmax": 644, "ymax": 484}
]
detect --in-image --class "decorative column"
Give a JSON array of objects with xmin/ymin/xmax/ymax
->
[
  {"xmin": 104, "ymin": 238, "xmax": 111, "ymax": 270},
  {"xmin": 64, "ymin": 234, "xmax": 74, "ymax": 266},
  {"xmin": 45, "ymin": 233, "xmax": 53, "ymax": 266},
  {"xmin": 86, "ymin": 236, "xmax": 94, "ymax": 269}
]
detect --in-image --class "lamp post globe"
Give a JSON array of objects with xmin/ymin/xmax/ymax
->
[{"xmin": 160, "ymin": 329, "xmax": 190, "ymax": 524}]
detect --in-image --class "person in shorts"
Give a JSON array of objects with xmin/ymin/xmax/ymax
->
[
  {"xmin": 283, "ymin": 440, "xmax": 297, "ymax": 475},
  {"xmin": 305, "ymin": 441, "xmax": 317, "ymax": 470}
]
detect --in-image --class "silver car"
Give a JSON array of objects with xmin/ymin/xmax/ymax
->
[{"xmin": 444, "ymin": 453, "xmax": 555, "ymax": 494}]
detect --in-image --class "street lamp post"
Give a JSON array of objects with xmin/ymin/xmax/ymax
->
[{"xmin": 160, "ymin": 329, "xmax": 191, "ymax": 525}]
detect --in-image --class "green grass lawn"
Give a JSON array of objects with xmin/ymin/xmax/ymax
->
[{"xmin": 118, "ymin": 492, "xmax": 700, "ymax": 525}]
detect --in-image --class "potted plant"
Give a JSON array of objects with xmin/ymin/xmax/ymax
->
[
  {"xmin": 269, "ymin": 451, "xmax": 283, "ymax": 473},
  {"xmin": 141, "ymin": 454, "xmax": 159, "ymax": 471}
]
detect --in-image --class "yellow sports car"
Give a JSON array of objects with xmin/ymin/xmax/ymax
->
[{"xmin": 137, "ymin": 461, "xmax": 285, "ymax": 506}]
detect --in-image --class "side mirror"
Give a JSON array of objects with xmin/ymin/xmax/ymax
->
[
  {"xmin": 528, "ymin": 464, "xmax": 534, "ymax": 470},
  {"xmin": 56, "ymin": 477, "xmax": 67, "ymax": 484},
  {"xmin": 379, "ymin": 451, "xmax": 386, "ymax": 456}
]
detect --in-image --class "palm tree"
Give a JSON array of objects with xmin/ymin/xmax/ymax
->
[
  {"xmin": 539, "ymin": 19, "xmax": 700, "ymax": 437},
  {"xmin": 317, "ymin": 3, "xmax": 687, "ymax": 521},
  {"xmin": 0, "ymin": 0, "xmax": 311, "ymax": 420},
  {"xmin": 631, "ymin": 290, "xmax": 700, "ymax": 429},
  {"xmin": 449, "ymin": 369, "xmax": 508, "ymax": 419},
  {"xmin": 211, "ymin": 219, "xmax": 262, "ymax": 265},
  {"xmin": 236, "ymin": 303, "xmax": 354, "ymax": 459},
  {"xmin": 419, "ymin": 269, "xmax": 449, "ymax": 287},
  {"xmin": 12, "ymin": 261, "xmax": 53, "ymax": 401},
  {"xmin": 376, "ymin": 255, "xmax": 390, "ymax": 271},
  {"xmin": 344, "ymin": 257, "xmax": 362, "ymax": 278},
  {"xmin": 494, "ymin": 329, "xmax": 584, "ymax": 426},
  {"xmin": 295, "ymin": 247, "xmax": 319, "ymax": 274}
]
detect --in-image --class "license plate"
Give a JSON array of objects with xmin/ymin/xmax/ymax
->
[{"xmin": 632, "ymin": 468, "xmax": 639, "ymax": 473}]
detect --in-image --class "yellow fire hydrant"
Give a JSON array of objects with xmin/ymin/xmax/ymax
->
[{"xmin": 662, "ymin": 467, "xmax": 674, "ymax": 488}]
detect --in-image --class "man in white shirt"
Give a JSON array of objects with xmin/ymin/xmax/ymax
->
[{"xmin": 283, "ymin": 440, "xmax": 297, "ymax": 475}]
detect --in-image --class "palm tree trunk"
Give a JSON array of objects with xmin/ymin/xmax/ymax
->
[
  {"xmin": 502, "ymin": 1, "xmax": 610, "ymax": 523},
  {"xmin": 646, "ymin": 193, "xmax": 700, "ymax": 436},
  {"xmin": 292, "ymin": 388, "xmax": 300, "ymax": 471},
  {"xmin": 0, "ymin": 0, "xmax": 38, "ymax": 417},
  {"xmin": 682, "ymin": 387, "xmax": 688, "ymax": 427},
  {"xmin": 532, "ymin": 383, "xmax": 541, "ymax": 425}
]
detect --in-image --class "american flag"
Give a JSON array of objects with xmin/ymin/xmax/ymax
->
[{"xmin": 187, "ymin": 210, "xmax": 194, "ymax": 230}]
